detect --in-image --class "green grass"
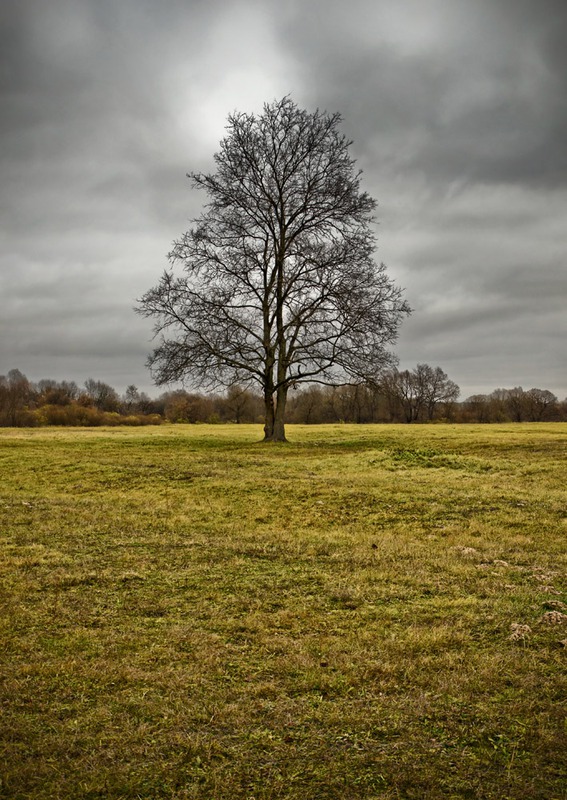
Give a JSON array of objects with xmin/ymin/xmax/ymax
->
[{"xmin": 1, "ymin": 423, "xmax": 566, "ymax": 799}]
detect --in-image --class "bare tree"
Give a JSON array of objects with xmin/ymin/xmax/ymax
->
[
  {"xmin": 224, "ymin": 385, "xmax": 261, "ymax": 424},
  {"xmin": 83, "ymin": 379, "xmax": 119, "ymax": 412},
  {"xmin": 0, "ymin": 369, "xmax": 34, "ymax": 426},
  {"xmin": 524, "ymin": 388, "xmax": 557, "ymax": 421},
  {"xmin": 120, "ymin": 384, "xmax": 154, "ymax": 415},
  {"xmin": 379, "ymin": 364, "xmax": 459, "ymax": 422},
  {"xmin": 37, "ymin": 379, "xmax": 79, "ymax": 406},
  {"xmin": 416, "ymin": 363, "xmax": 460, "ymax": 420},
  {"xmin": 464, "ymin": 394, "xmax": 493, "ymax": 423},
  {"xmin": 122, "ymin": 384, "xmax": 141, "ymax": 413},
  {"xmin": 393, "ymin": 369, "xmax": 424, "ymax": 423},
  {"xmin": 502, "ymin": 387, "xmax": 528, "ymax": 422},
  {"xmin": 138, "ymin": 97, "xmax": 410, "ymax": 441},
  {"xmin": 287, "ymin": 385, "xmax": 327, "ymax": 424}
]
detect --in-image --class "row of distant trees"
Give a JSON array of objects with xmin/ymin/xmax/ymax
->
[
  {"xmin": 1, "ymin": 366, "xmax": 565, "ymax": 426},
  {"xmin": 0, "ymin": 369, "xmax": 265, "ymax": 427},
  {"xmin": 287, "ymin": 381, "xmax": 564, "ymax": 424},
  {"xmin": 0, "ymin": 369, "xmax": 161, "ymax": 427}
]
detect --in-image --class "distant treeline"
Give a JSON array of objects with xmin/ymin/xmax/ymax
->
[{"xmin": 1, "ymin": 366, "xmax": 565, "ymax": 427}]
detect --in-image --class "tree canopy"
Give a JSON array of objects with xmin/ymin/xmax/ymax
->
[{"xmin": 138, "ymin": 97, "xmax": 410, "ymax": 440}]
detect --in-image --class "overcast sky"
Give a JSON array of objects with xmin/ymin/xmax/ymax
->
[{"xmin": 1, "ymin": 0, "xmax": 566, "ymax": 400}]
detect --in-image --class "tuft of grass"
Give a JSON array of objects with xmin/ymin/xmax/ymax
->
[{"xmin": 1, "ymin": 422, "xmax": 566, "ymax": 799}]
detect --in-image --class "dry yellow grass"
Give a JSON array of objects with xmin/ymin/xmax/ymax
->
[{"xmin": 1, "ymin": 423, "xmax": 566, "ymax": 798}]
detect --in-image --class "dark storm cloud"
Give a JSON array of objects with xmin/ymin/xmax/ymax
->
[
  {"xmin": 0, "ymin": 0, "xmax": 212, "ymax": 390},
  {"xmin": 1, "ymin": 0, "xmax": 565, "ymax": 398},
  {"xmin": 1, "ymin": 0, "xmax": 299, "ymax": 393},
  {"xmin": 282, "ymin": 0, "xmax": 567, "ymax": 188},
  {"xmin": 271, "ymin": 0, "xmax": 567, "ymax": 397},
  {"xmin": 0, "ymin": 0, "xmax": 212, "ymax": 219}
]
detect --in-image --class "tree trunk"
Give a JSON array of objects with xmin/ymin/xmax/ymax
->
[
  {"xmin": 263, "ymin": 389, "xmax": 275, "ymax": 440},
  {"xmin": 272, "ymin": 390, "xmax": 287, "ymax": 441},
  {"xmin": 263, "ymin": 387, "xmax": 288, "ymax": 441}
]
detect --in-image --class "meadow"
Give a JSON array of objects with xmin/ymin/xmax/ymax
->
[{"xmin": 0, "ymin": 423, "xmax": 566, "ymax": 799}]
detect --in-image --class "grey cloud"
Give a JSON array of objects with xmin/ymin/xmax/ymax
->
[
  {"xmin": 1, "ymin": 0, "xmax": 566, "ymax": 399},
  {"xmin": 278, "ymin": 0, "xmax": 567, "ymax": 188}
]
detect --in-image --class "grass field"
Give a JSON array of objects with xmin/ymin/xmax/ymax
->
[{"xmin": 1, "ymin": 423, "xmax": 566, "ymax": 799}]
